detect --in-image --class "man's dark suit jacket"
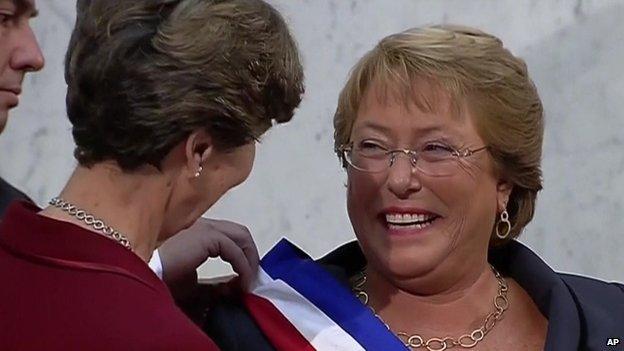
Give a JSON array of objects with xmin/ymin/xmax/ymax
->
[
  {"xmin": 204, "ymin": 240, "xmax": 624, "ymax": 351},
  {"xmin": 0, "ymin": 177, "xmax": 29, "ymax": 217}
]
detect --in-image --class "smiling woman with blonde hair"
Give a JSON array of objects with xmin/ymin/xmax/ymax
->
[{"xmin": 203, "ymin": 25, "xmax": 624, "ymax": 351}]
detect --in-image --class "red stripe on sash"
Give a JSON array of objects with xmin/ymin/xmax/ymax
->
[{"xmin": 243, "ymin": 293, "xmax": 316, "ymax": 351}]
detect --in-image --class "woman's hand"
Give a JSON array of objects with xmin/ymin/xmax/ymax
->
[{"xmin": 158, "ymin": 217, "xmax": 260, "ymax": 296}]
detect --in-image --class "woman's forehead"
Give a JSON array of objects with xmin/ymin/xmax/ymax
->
[
  {"xmin": 359, "ymin": 77, "xmax": 464, "ymax": 119},
  {"xmin": 356, "ymin": 82, "xmax": 467, "ymax": 125},
  {"xmin": 351, "ymin": 81, "xmax": 480, "ymax": 141},
  {"xmin": 351, "ymin": 119, "xmax": 451, "ymax": 140}
]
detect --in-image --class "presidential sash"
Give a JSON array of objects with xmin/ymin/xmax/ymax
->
[{"xmin": 244, "ymin": 239, "xmax": 406, "ymax": 351}]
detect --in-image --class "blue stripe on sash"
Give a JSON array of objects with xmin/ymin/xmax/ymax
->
[{"xmin": 261, "ymin": 238, "xmax": 407, "ymax": 351}]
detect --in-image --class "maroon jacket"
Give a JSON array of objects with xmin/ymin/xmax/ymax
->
[{"xmin": 0, "ymin": 201, "xmax": 219, "ymax": 351}]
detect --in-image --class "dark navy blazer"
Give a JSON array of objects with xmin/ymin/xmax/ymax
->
[
  {"xmin": 0, "ymin": 177, "xmax": 29, "ymax": 218},
  {"xmin": 204, "ymin": 240, "xmax": 624, "ymax": 351}
]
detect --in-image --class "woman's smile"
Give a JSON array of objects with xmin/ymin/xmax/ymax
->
[{"xmin": 379, "ymin": 207, "xmax": 442, "ymax": 237}]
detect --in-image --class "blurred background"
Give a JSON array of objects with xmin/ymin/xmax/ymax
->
[{"xmin": 1, "ymin": 0, "xmax": 622, "ymax": 280}]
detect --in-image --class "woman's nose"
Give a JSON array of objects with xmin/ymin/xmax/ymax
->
[{"xmin": 386, "ymin": 153, "xmax": 422, "ymax": 198}]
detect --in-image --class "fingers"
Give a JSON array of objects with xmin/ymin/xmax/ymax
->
[
  {"xmin": 215, "ymin": 234, "xmax": 254, "ymax": 292},
  {"xmin": 168, "ymin": 217, "xmax": 260, "ymax": 292},
  {"xmin": 203, "ymin": 219, "xmax": 260, "ymax": 277},
  {"xmin": 241, "ymin": 237, "xmax": 260, "ymax": 278}
]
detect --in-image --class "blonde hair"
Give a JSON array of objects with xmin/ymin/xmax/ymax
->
[{"xmin": 334, "ymin": 25, "xmax": 543, "ymax": 243}]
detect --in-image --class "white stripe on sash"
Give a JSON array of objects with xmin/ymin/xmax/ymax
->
[{"xmin": 251, "ymin": 268, "xmax": 366, "ymax": 351}]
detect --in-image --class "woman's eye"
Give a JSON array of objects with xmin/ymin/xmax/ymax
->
[
  {"xmin": 422, "ymin": 143, "xmax": 454, "ymax": 155},
  {"xmin": 358, "ymin": 141, "xmax": 385, "ymax": 151},
  {"xmin": 361, "ymin": 142, "xmax": 379, "ymax": 149},
  {"xmin": 0, "ymin": 13, "xmax": 15, "ymax": 26}
]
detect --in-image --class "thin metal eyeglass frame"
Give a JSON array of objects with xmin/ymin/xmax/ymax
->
[{"xmin": 338, "ymin": 143, "xmax": 489, "ymax": 174}]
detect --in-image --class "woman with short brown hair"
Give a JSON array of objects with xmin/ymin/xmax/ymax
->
[{"xmin": 0, "ymin": 0, "xmax": 303, "ymax": 349}]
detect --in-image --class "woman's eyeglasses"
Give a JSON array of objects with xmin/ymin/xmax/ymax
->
[{"xmin": 338, "ymin": 141, "xmax": 488, "ymax": 177}]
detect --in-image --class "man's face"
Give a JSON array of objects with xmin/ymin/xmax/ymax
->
[{"xmin": 0, "ymin": 0, "xmax": 44, "ymax": 133}]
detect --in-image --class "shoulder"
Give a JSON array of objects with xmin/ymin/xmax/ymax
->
[
  {"xmin": 203, "ymin": 295, "xmax": 275, "ymax": 351},
  {"xmin": 491, "ymin": 241, "xmax": 624, "ymax": 346},
  {"xmin": 0, "ymin": 178, "xmax": 30, "ymax": 217},
  {"xmin": 0, "ymin": 177, "xmax": 25, "ymax": 198},
  {"xmin": 560, "ymin": 272, "xmax": 624, "ymax": 294},
  {"xmin": 558, "ymin": 272, "xmax": 624, "ymax": 342},
  {"xmin": 558, "ymin": 272, "xmax": 624, "ymax": 312}
]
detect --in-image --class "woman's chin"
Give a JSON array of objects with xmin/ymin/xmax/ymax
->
[
  {"xmin": 367, "ymin": 245, "xmax": 447, "ymax": 280},
  {"xmin": 357, "ymin": 221, "xmax": 457, "ymax": 279}
]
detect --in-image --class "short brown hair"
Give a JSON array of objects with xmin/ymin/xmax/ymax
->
[
  {"xmin": 65, "ymin": 0, "xmax": 304, "ymax": 170},
  {"xmin": 334, "ymin": 25, "xmax": 543, "ymax": 244}
]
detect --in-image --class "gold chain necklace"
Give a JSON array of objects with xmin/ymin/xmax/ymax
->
[
  {"xmin": 49, "ymin": 197, "xmax": 133, "ymax": 250},
  {"xmin": 351, "ymin": 266, "xmax": 509, "ymax": 351}
]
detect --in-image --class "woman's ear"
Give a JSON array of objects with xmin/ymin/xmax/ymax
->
[
  {"xmin": 496, "ymin": 180, "xmax": 513, "ymax": 212},
  {"xmin": 184, "ymin": 129, "xmax": 214, "ymax": 178}
]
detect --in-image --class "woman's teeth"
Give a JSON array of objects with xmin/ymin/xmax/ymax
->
[{"xmin": 385, "ymin": 213, "xmax": 436, "ymax": 229}]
